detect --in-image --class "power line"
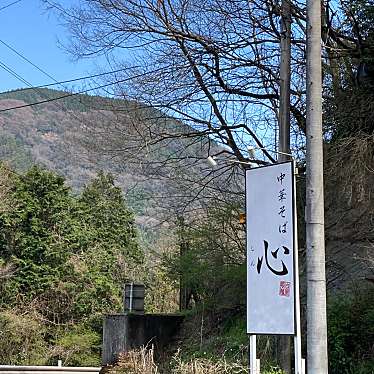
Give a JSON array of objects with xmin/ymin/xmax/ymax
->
[
  {"xmin": 0, "ymin": 57, "xmax": 77, "ymax": 114},
  {"xmin": 0, "ymin": 37, "xmax": 169, "ymax": 176},
  {"xmin": 0, "ymin": 55, "xmax": 139, "ymax": 114},
  {"xmin": 0, "ymin": 78, "xmax": 130, "ymax": 113},
  {"xmin": 0, "ymin": 46, "xmax": 165, "ymax": 114},
  {"xmin": 0, "ymin": 58, "xmax": 100, "ymax": 128},
  {"xmin": 0, "ymin": 38, "xmax": 129, "ymax": 92},
  {"xmin": 0, "ymin": 67, "xmax": 129, "ymax": 93},
  {"xmin": 0, "ymin": 39, "xmax": 124, "ymax": 122},
  {"xmin": 0, "ymin": 37, "xmax": 129, "ymax": 134},
  {"xmin": 0, "ymin": 60, "xmax": 36, "ymax": 91},
  {"xmin": 0, "ymin": 37, "xmax": 136, "ymax": 124},
  {"xmin": 0, "ymin": 48, "xmax": 130, "ymax": 165},
  {"xmin": 0, "ymin": 38, "xmax": 62, "ymax": 83},
  {"xmin": 0, "ymin": 37, "xmax": 164, "ymax": 123},
  {"xmin": 0, "ymin": 0, "xmax": 22, "ymax": 12},
  {"xmin": 0, "ymin": 38, "xmax": 165, "ymax": 130}
]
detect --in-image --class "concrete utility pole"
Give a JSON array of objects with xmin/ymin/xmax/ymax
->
[
  {"xmin": 306, "ymin": 0, "xmax": 328, "ymax": 372},
  {"xmin": 278, "ymin": 0, "xmax": 292, "ymax": 372}
]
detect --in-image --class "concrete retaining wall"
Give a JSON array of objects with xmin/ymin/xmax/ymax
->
[{"xmin": 102, "ymin": 314, "xmax": 184, "ymax": 365}]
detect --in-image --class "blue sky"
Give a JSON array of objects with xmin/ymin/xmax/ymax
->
[{"xmin": 0, "ymin": 0, "xmax": 102, "ymax": 93}]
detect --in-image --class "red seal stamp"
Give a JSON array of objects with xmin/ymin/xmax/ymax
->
[{"xmin": 279, "ymin": 281, "xmax": 291, "ymax": 297}]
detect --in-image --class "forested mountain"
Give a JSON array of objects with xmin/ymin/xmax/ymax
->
[
  {"xmin": 1, "ymin": 86, "xmax": 372, "ymax": 290},
  {"xmin": 0, "ymin": 88, "xmax": 222, "ymax": 233},
  {"xmin": 0, "ymin": 88, "xmax": 133, "ymax": 186}
]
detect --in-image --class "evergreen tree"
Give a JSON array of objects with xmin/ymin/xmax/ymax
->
[
  {"xmin": 0, "ymin": 166, "xmax": 75, "ymax": 301},
  {"xmin": 0, "ymin": 167, "xmax": 144, "ymax": 364}
]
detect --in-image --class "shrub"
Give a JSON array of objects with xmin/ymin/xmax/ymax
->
[
  {"xmin": 0, "ymin": 311, "xmax": 47, "ymax": 365},
  {"xmin": 51, "ymin": 326, "xmax": 101, "ymax": 366},
  {"xmin": 327, "ymin": 284, "xmax": 374, "ymax": 374}
]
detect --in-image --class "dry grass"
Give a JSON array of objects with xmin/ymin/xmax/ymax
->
[
  {"xmin": 106, "ymin": 343, "xmax": 289, "ymax": 374},
  {"xmin": 171, "ymin": 355, "xmax": 248, "ymax": 373},
  {"xmin": 109, "ymin": 347, "xmax": 159, "ymax": 374},
  {"xmin": 107, "ymin": 347, "xmax": 254, "ymax": 374}
]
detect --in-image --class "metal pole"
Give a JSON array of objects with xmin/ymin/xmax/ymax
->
[
  {"xmin": 293, "ymin": 165, "xmax": 303, "ymax": 374},
  {"xmin": 129, "ymin": 282, "xmax": 133, "ymax": 312},
  {"xmin": 249, "ymin": 335, "xmax": 257, "ymax": 374},
  {"xmin": 278, "ymin": 0, "xmax": 292, "ymax": 163},
  {"xmin": 306, "ymin": 0, "xmax": 328, "ymax": 372}
]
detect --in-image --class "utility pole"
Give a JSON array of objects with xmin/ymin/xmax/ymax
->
[
  {"xmin": 306, "ymin": 0, "xmax": 328, "ymax": 373},
  {"xmin": 178, "ymin": 216, "xmax": 189, "ymax": 311},
  {"xmin": 279, "ymin": 0, "xmax": 291, "ymax": 164},
  {"xmin": 278, "ymin": 0, "xmax": 292, "ymax": 372}
]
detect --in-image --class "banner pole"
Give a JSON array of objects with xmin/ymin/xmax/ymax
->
[
  {"xmin": 249, "ymin": 334, "xmax": 257, "ymax": 373},
  {"xmin": 293, "ymin": 164, "xmax": 303, "ymax": 374}
]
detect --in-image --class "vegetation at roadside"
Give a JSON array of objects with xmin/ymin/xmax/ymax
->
[
  {"xmin": 327, "ymin": 286, "xmax": 374, "ymax": 374},
  {"xmin": 1, "ymin": 163, "xmax": 370, "ymax": 370},
  {"xmin": 0, "ymin": 165, "xmax": 143, "ymax": 365},
  {"xmin": 106, "ymin": 346, "xmax": 284, "ymax": 374}
]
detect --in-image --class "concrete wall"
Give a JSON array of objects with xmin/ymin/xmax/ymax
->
[{"xmin": 102, "ymin": 314, "xmax": 184, "ymax": 365}]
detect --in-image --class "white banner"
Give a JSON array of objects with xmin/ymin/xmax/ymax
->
[{"xmin": 246, "ymin": 161, "xmax": 295, "ymax": 335}]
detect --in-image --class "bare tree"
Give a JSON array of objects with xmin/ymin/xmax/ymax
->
[
  {"xmin": 42, "ymin": 0, "xmax": 373, "ymax": 168},
  {"xmin": 42, "ymin": 2, "xmax": 373, "ymax": 371},
  {"xmin": 44, "ymin": 0, "xmax": 306, "ymax": 162}
]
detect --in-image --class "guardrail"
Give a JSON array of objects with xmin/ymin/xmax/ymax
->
[{"xmin": 0, "ymin": 366, "xmax": 101, "ymax": 374}]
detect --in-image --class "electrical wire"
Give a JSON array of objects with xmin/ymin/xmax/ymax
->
[
  {"xmin": 0, "ymin": 57, "xmax": 76, "ymax": 114},
  {"xmin": 0, "ymin": 0, "xmax": 22, "ymax": 12},
  {"xmin": 0, "ymin": 37, "xmax": 164, "ymax": 143},
  {"xmin": 0, "ymin": 58, "xmax": 101, "ymax": 131},
  {"xmin": 0, "ymin": 37, "xmax": 165, "ymax": 115},
  {"xmin": 0, "ymin": 69, "xmax": 127, "ymax": 91},
  {"xmin": 0, "ymin": 78, "xmax": 130, "ymax": 113},
  {"xmin": 0, "ymin": 38, "xmax": 140, "ymax": 120},
  {"xmin": 0, "ymin": 42, "xmax": 132, "ymax": 167},
  {"xmin": 0, "ymin": 38, "xmax": 128, "ymax": 91},
  {"xmin": 0, "ymin": 42, "xmax": 108, "ymax": 150},
  {"xmin": 0, "ymin": 38, "xmax": 125, "ymax": 120},
  {"xmin": 0, "ymin": 38, "xmax": 66, "ymax": 84},
  {"xmin": 0, "ymin": 60, "xmax": 31, "ymax": 88}
]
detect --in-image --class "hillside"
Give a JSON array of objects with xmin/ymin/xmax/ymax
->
[{"xmin": 0, "ymin": 88, "xmax": 220, "ymax": 233}]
